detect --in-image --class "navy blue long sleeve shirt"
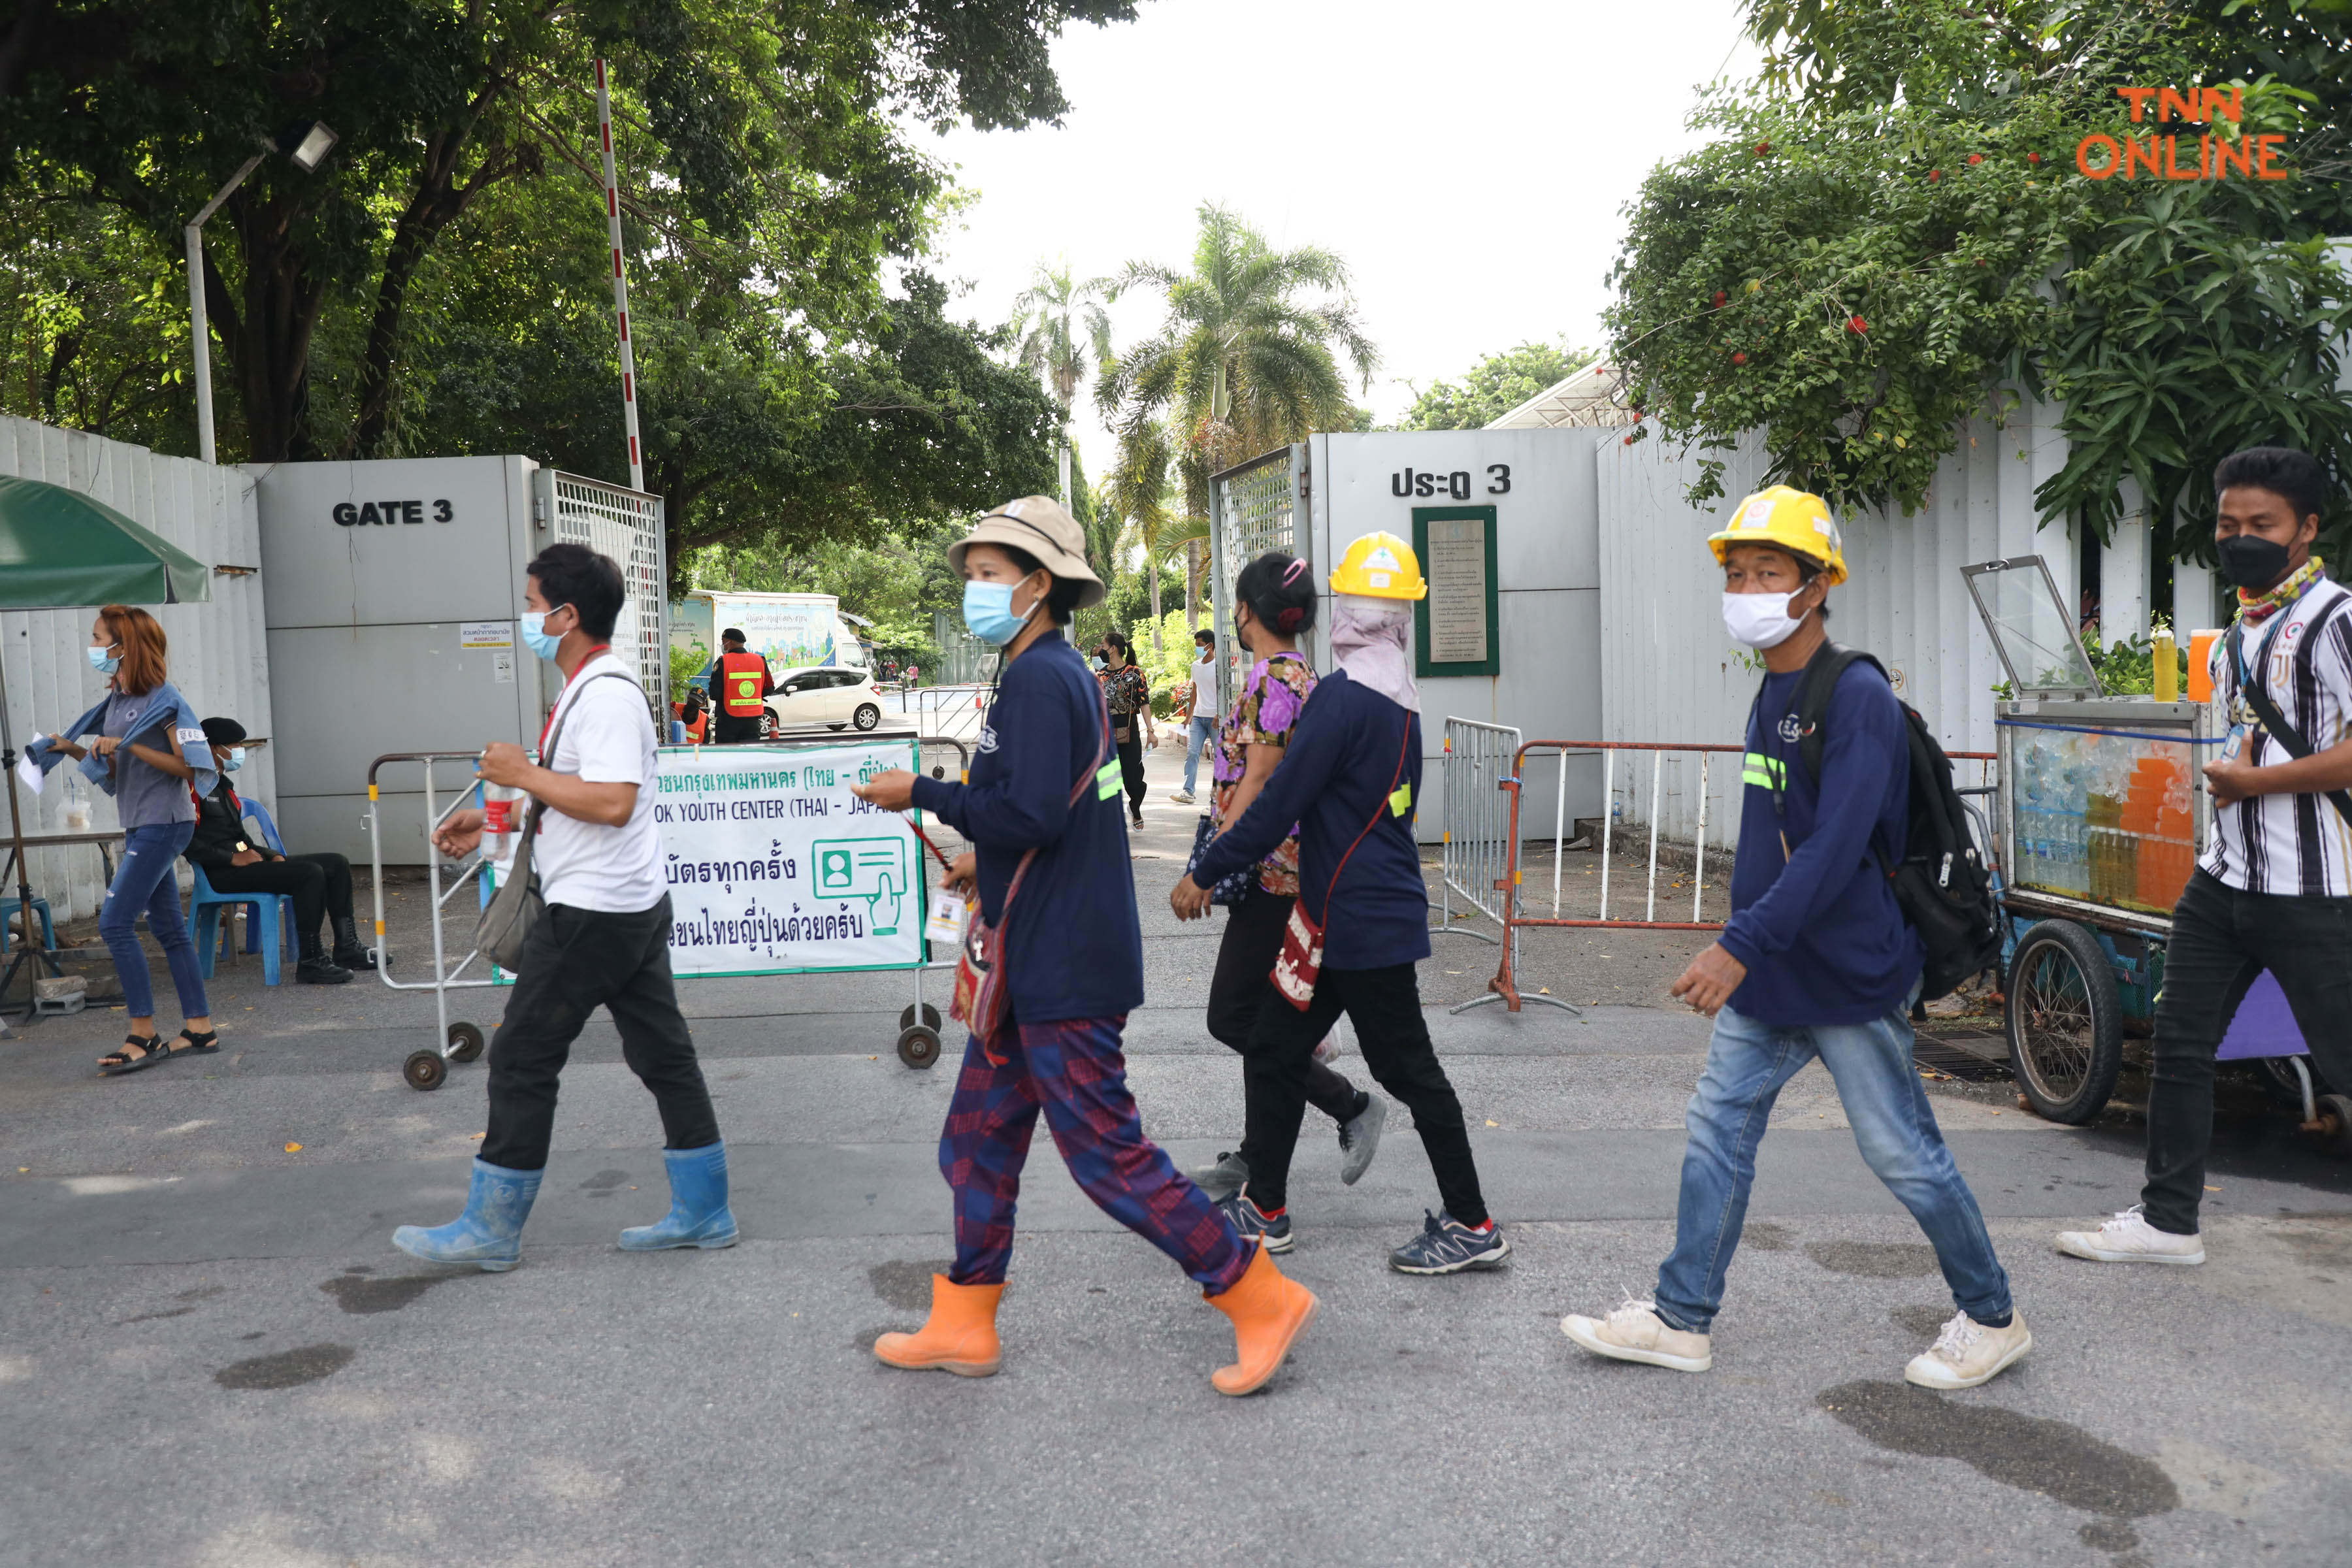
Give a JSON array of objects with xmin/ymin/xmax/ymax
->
[
  {"xmin": 1720, "ymin": 660, "xmax": 1922, "ymax": 1025},
  {"xmin": 1190, "ymin": 670, "xmax": 1431, "ymax": 971},
  {"xmin": 909, "ymin": 630, "xmax": 1143, "ymax": 1023}
]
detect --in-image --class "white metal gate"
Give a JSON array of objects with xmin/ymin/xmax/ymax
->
[
  {"xmin": 1207, "ymin": 444, "xmax": 1306, "ymax": 713},
  {"xmin": 536, "ymin": 468, "xmax": 666, "ymax": 706}
]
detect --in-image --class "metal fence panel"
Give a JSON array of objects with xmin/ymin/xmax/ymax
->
[
  {"xmin": 1435, "ymin": 717, "xmax": 1518, "ymax": 939},
  {"xmin": 1207, "ymin": 446, "xmax": 1304, "ymax": 715},
  {"xmin": 539, "ymin": 468, "xmax": 666, "ymax": 706}
]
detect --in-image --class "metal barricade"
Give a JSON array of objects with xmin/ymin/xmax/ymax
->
[
  {"xmin": 1467, "ymin": 739, "xmax": 1996, "ymax": 1013},
  {"xmin": 1434, "ymin": 717, "xmax": 1519, "ymax": 946}
]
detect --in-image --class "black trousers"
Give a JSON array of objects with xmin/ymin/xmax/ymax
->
[
  {"xmin": 1208, "ymin": 885, "xmax": 1364, "ymax": 1126},
  {"xmin": 1239, "ymin": 960, "xmax": 1487, "ymax": 1224},
  {"xmin": 2144, "ymin": 868, "xmax": 2352, "ymax": 1233},
  {"xmin": 1115, "ymin": 731, "xmax": 1145, "ymax": 814},
  {"xmin": 203, "ymin": 851, "xmax": 353, "ymax": 939},
  {"xmin": 480, "ymin": 894, "xmax": 720, "ymax": 1171},
  {"xmin": 712, "ymin": 713, "xmax": 764, "ymax": 744}
]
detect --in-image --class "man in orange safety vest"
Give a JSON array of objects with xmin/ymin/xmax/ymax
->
[{"xmin": 708, "ymin": 628, "xmax": 776, "ymax": 744}]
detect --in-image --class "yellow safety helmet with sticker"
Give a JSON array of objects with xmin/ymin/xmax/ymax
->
[
  {"xmin": 1330, "ymin": 530, "xmax": 1428, "ymax": 600},
  {"xmin": 1706, "ymin": 485, "xmax": 1846, "ymax": 586}
]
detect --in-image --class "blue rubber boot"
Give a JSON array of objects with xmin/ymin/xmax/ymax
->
[
  {"xmin": 391, "ymin": 1158, "xmax": 542, "ymax": 1272},
  {"xmin": 618, "ymin": 1142, "xmax": 740, "ymax": 1251}
]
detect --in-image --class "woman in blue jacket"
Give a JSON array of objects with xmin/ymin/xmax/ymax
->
[
  {"xmin": 851, "ymin": 497, "xmax": 1315, "ymax": 1397},
  {"xmin": 30, "ymin": 605, "xmax": 219, "ymax": 1074},
  {"xmin": 1175, "ymin": 532, "xmax": 1507, "ymax": 1275}
]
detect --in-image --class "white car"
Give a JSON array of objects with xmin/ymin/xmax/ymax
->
[{"xmin": 762, "ymin": 666, "xmax": 884, "ymax": 734}]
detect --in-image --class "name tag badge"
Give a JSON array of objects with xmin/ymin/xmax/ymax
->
[
  {"xmin": 924, "ymin": 890, "xmax": 969, "ymax": 948},
  {"xmin": 2218, "ymin": 723, "xmax": 2249, "ymax": 765},
  {"xmin": 1096, "ymin": 760, "xmax": 1122, "ymax": 800}
]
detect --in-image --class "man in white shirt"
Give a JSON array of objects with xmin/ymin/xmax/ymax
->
[
  {"xmin": 393, "ymin": 542, "xmax": 734, "ymax": 1272},
  {"xmin": 1174, "ymin": 627, "xmax": 1219, "ymax": 805}
]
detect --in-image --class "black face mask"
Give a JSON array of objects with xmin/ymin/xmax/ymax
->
[{"xmin": 2219, "ymin": 534, "xmax": 2293, "ymax": 591}]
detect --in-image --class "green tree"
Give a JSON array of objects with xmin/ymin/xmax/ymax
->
[
  {"xmin": 1609, "ymin": 0, "xmax": 2352, "ymax": 554},
  {"xmin": 1097, "ymin": 203, "xmax": 1377, "ymax": 625},
  {"xmin": 1401, "ymin": 340, "xmax": 1597, "ymax": 430},
  {"xmin": 2, "ymin": 0, "xmax": 1139, "ymax": 463},
  {"xmin": 1009, "ymin": 259, "xmax": 1111, "ymax": 505}
]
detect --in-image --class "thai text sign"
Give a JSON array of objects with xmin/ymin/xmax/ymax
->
[{"xmin": 654, "ymin": 740, "xmax": 925, "ymax": 977}]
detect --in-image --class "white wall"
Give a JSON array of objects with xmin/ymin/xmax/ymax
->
[
  {"xmin": 1597, "ymin": 397, "xmax": 2074, "ymax": 847},
  {"xmin": 0, "ymin": 417, "xmax": 274, "ymax": 922}
]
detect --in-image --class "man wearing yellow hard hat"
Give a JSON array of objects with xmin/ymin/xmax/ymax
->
[
  {"xmin": 1560, "ymin": 486, "xmax": 2030, "ymax": 1390},
  {"xmin": 1174, "ymin": 531, "xmax": 1507, "ymax": 1275}
]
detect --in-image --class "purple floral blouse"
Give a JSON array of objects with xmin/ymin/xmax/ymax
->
[{"xmin": 1212, "ymin": 653, "xmax": 1316, "ymax": 896}]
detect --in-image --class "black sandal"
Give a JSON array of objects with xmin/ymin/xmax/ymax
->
[
  {"xmin": 98, "ymin": 1034, "xmax": 171, "ymax": 1076},
  {"xmin": 177, "ymin": 1028, "xmax": 220, "ymax": 1056}
]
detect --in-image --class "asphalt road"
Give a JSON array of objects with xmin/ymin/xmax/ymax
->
[{"xmin": 3, "ymin": 742, "xmax": 2348, "ymax": 1567}]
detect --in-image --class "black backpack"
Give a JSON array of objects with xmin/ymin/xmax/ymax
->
[{"xmin": 1768, "ymin": 642, "xmax": 2001, "ymax": 1002}]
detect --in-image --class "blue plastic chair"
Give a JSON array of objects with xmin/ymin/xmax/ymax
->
[
  {"xmin": 190, "ymin": 798, "xmax": 296, "ymax": 985},
  {"xmin": 0, "ymin": 893, "xmax": 52, "ymax": 955}
]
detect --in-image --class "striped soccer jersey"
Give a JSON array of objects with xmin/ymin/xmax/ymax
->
[{"xmin": 2201, "ymin": 575, "xmax": 2352, "ymax": 896}]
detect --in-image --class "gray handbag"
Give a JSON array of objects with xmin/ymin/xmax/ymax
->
[{"xmin": 475, "ymin": 672, "xmax": 634, "ymax": 972}]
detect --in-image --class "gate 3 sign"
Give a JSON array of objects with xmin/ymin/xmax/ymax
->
[{"xmin": 654, "ymin": 740, "xmax": 926, "ymax": 977}]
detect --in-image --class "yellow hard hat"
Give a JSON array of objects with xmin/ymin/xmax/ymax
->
[
  {"xmin": 1707, "ymin": 485, "xmax": 1846, "ymax": 585},
  {"xmin": 1330, "ymin": 531, "xmax": 1428, "ymax": 599}
]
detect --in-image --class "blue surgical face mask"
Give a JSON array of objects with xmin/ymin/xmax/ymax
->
[
  {"xmin": 961, "ymin": 578, "xmax": 1037, "ymax": 647},
  {"xmin": 519, "ymin": 608, "xmax": 568, "ymax": 661},
  {"xmin": 88, "ymin": 644, "xmax": 120, "ymax": 675},
  {"xmin": 222, "ymin": 747, "xmax": 246, "ymax": 773},
  {"xmin": 1089, "ymin": 655, "xmax": 1105, "ymax": 670}
]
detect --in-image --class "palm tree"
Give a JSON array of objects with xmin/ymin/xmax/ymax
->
[
  {"xmin": 1008, "ymin": 261, "xmax": 1112, "ymax": 508},
  {"xmin": 1096, "ymin": 204, "xmax": 1377, "ymax": 627},
  {"xmin": 1104, "ymin": 418, "xmax": 1181, "ymax": 649}
]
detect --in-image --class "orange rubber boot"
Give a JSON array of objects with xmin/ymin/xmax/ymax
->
[
  {"xmin": 874, "ymin": 1274, "xmax": 1004, "ymax": 1377},
  {"xmin": 1203, "ymin": 1241, "xmax": 1318, "ymax": 1396}
]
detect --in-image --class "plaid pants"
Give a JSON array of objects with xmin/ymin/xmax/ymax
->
[{"xmin": 941, "ymin": 1013, "xmax": 1249, "ymax": 1294}]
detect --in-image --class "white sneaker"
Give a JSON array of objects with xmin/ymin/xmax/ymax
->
[
  {"xmin": 2055, "ymin": 1205, "xmax": 2205, "ymax": 1266},
  {"xmin": 1904, "ymin": 1309, "xmax": 2033, "ymax": 1389},
  {"xmin": 1560, "ymin": 1296, "xmax": 1712, "ymax": 1372},
  {"xmin": 1169, "ymin": 790, "xmax": 1196, "ymax": 804}
]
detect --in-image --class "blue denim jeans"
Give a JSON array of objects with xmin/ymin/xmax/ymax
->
[
  {"xmin": 1182, "ymin": 714, "xmax": 1215, "ymax": 793},
  {"xmin": 1654, "ymin": 996, "xmax": 2010, "ymax": 1333},
  {"xmin": 99, "ymin": 821, "xmax": 208, "ymax": 1020}
]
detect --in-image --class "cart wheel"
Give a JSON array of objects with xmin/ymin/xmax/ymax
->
[
  {"xmin": 896, "ymin": 1024, "xmax": 942, "ymax": 1069},
  {"xmin": 403, "ymin": 1049, "xmax": 448, "ymax": 1092},
  {"xmin": 2004, "ymin": 919, "xmax": 2123, "ymax": 1124},
  {"xmin": 2320, "ymin": 1094, "xmax": 2352, "ymax": 1158},
  {"xmin": 898, "ymin": 1002, "xmax": 943, "ymax": 1033},
  {"xmin": 448, "ymin": 1022, "xmax": 485, "ymax": 1063}
]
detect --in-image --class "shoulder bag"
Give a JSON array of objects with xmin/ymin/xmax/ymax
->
[
  {"xmin": 951, "ymin": 679, "xmax": 1116, "ymax": 1049},
  {"xmin": 1269, "ymin": 715, "xmax": 1414, "ymax": 1010},
  {"xmin": 2224, "ymin": 602, "xmax": 2352, "ymax": 828},
  {"xmin": 474, "ymin": 671, "xmax": 637, "ymax": 972}
]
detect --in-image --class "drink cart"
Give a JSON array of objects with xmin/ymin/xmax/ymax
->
[{"xmin": 1962, "ymin": 556, "xmax": 2351, "ymax": 1149}]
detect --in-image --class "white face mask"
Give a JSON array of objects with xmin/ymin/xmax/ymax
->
[{"xmin": 1722, "ymin": 590, "xmax": 1808, "ymax": 649}]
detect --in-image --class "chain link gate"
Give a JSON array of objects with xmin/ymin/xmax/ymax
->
[
  {"xmin": 1207, "ymin": 444, "xmax": 1307, "ymax": 716},
  {"xmin": 534, "ymin": 468, "xmax": 666, "ymax": 710}
]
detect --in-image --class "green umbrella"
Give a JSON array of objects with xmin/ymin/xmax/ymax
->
[{"xmin": 0, "ymin": 475, "xmax": 210, "ymax": 607}]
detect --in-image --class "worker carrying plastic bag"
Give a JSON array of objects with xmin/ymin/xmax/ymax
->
[{"xmin": 1174, "ymin": 531, "xmax": 1509, "ymax": 1275}]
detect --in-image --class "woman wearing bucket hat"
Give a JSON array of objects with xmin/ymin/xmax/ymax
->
[
  {"xmin": 1174, "ymin": 531, "xmax": 1507, "ymax": 1275},
  {"xmin": 851, "ymin": 496, "xmax": 1316, "ymax": 1396}
]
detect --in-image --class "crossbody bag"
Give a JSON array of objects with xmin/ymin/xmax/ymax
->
[
  {"xmin": 474, "ymin": 670, "xmax": 636, "ymax": 972},
  {"xmin": 1269, "ymin": 717, "xmax": 1414, "ymax": 1010},
  {"xmin": 2224, "ymin": 601, "xmax": 2352, "ymax": 828}
]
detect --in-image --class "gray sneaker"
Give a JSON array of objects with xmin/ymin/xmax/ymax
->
[
  {"xmin": 1389, "ymin": 1209, "xmax": 1510, "ymax": 1274},
  {"xmin": 1190, "ymin": 1149, "xmax": 1250, "ymax": 1200},
  {"xmin": 1338, "ymin": 1092, "xmax": 1385, "ymax": 1185}
]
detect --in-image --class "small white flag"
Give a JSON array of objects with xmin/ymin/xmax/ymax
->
[{"xmin": 15, "ymin": 751, "xmax": 42, "ymax": 798}]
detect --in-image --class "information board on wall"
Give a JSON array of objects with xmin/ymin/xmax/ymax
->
[{"xmin": 1412, "ymin": 505, "xmax": 1500, "ymax": 677}]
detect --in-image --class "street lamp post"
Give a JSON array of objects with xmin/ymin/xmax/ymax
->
[{"xmin": 184, "ymin": 123, "xmax": 338, "ymax": 465}]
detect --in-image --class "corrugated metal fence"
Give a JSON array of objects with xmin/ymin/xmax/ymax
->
[
  {"xmin": 1597, "ymin": 400, "xmax": 2074, "ymax": 848},
  {"xmin": 0, "ymin": 416, "xmax": 272, "ymax": 922}
]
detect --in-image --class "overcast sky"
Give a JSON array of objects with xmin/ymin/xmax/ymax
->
[{"xmin": 915, "ymin": 0, "xmax": 1760, "ymax": 479}]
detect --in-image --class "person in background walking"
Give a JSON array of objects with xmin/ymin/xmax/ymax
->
[
  {"xmin": 1175, "ymin": 532, "xmax": 1507, "ymax": 1275},
  {"xmin": 1173, "ymin": 626, "xmax": 1220, "ymax": 805},
  {"xmin": 1186, "ymin": 552, "xmax": 1386, "ymax": 1210},
  {"xmin": 1559, "ymin": 485, "xmax": 2027, "ymax": 1390},
  {"xmin": 852, "ymin": 495, "xmax": 1315, "ymax": 1397},
  {"xmin": 708, "ymin": 627, "xmax": 774, "ymax": 743},
  {"xmin": 1099, "ymin": 630, "xmax": 1154, "ymax": 829},
  {"xmin": 2058, "ymin": 448, "xmax": 2352, "ymax": 1270},
  {"xmin": 184, "ymin": 717, "xmax": 375, "ymax": 983},
  {"xmin": 29, "ymin": 606, "xmax": 219, "ymax": 1075},
  {"xmin": 392, "ymin": 542, "xmax": 734, "ymax": 1271}
]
